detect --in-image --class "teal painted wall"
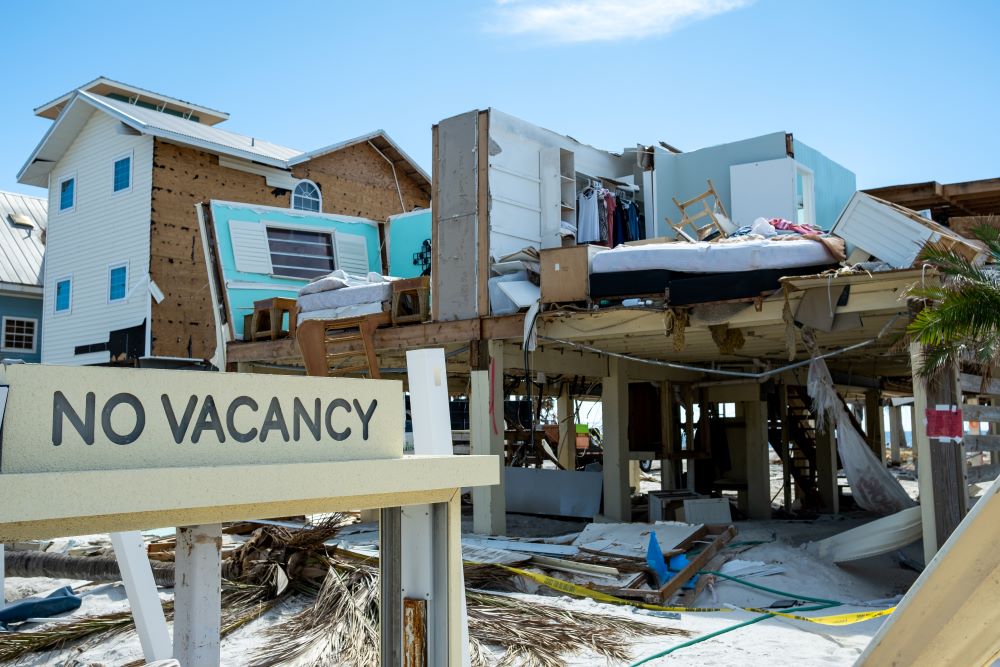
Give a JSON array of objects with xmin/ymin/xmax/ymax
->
[
  {"xmin": 209, "ymin": 202, "xmax": 382, "ymax": 339},
  {"xmin": 652, "ymin": 132, "xmax": 855, "ymax": 236},
  {"xmin": 792, "ymin": 139, "xmax": 857, "ymax": 230},
  {"xmin": 387, "ymin": 209, "xmax": 432, "ymax": 278},
  {"xmin": 0, "ymin": 293, "xmax": 42, "ymax": 362}
]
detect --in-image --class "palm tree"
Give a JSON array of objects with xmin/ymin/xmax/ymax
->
[{"xmin": 908, "ymin": 221, "xmax": 1000, "ymax": 382}]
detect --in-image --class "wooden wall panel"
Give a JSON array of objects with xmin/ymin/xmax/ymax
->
[
  {"xmin": 149, "ymin": 139, "xmax": 428, "ymax": 361},
  {"xmin": 291, "ymin": 143, "xmax": 429, "ymax": 221}
]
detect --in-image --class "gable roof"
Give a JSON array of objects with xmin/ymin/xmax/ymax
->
[
  {"xmin": 34, "ymin": 76, "xmax": 230, "ymax": 126},
  {"xmin": 0, "ymin": 191, "xmax": 46, "ymax": 290},
  {"xmin": 18, "ymin": 92, "xmax": 430, "ymax": 198},
  {"xmin": 290, "ymin": 130, "xmax": 431, "ymax": 198}
]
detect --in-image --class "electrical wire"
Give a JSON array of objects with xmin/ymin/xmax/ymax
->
[{"xmin": 629, "ymin": 572, "xmax": 845, "ymax": 665}]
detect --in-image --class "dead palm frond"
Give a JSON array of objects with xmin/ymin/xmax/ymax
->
[
  {"xmin": 467, "ymin": 590, "xmax": 689, "ymax": 667},
  {"xmin": 249, "ymin": 562, "xmax": 379, "ymax": 667}
]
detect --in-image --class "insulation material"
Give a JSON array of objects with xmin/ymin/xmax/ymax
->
[
  {"xmin": 807, "ymin": 358, "xmax": 916, "ymax": 514},
  {"xmin": 813, "ymin": 506, "xmax": 921, "ymax": 563}
]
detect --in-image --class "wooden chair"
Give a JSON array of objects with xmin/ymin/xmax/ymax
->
[
  {"xmin": 249, "ymin": 297, "xmax": 297, "ymax": 341},
  {"xmin": 296, "ymin": 312, "xmax": 390, "ymax": 379},
  {"xmin": 666, "ymin": 179, "xmax": 731, "ymax": 243},
  {"xmin": 390, "ymin": 276, "xmax": 431, "ymax": 324}
]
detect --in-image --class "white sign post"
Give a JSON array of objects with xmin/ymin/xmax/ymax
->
[{"xmin": 0, "ymin": 363, "xmax": 498, "ymax": 665}]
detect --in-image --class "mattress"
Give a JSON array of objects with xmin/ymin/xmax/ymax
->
[
  {"xmin": 296, "ymin": 282, "xmax": 393, "ymax": 312},
  {"xmin": 590, "ymin": 239, "xmax": 834, "ymax": 275},
  {"xmin": 590, "ymin": 264, "xmax": 834, "ymax": 304},
  {"xmin": 297, "ymin": 301, "xmax": 386, "ymax": 325}
]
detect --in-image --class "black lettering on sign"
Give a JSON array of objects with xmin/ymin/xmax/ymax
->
[
  {"xmin": 162, "ymin": 395, "xmax": 198, "ymax": 444},
  {"xmin": 260, "ymin": 397, "xmax": 290, "ymax": 442},
  {"xmin": 191, "ymin": 395, "xmax": 226, "ymax": 443},
  {"xmin": 101, "ymin": 393, "xmax": 145, "ymax": 445},
  {"xmin": 52, "ymin": 391, "xmax": 95, "ymax": 446},
  {"xmin": 325, "ymin": 398, "xmax": 352, "ymax": 441},
  {"xmin": 353, "ymin": 399, "xmax": 378, "ymax": 440},
  {"xmin": 226, "ymin": 396, "xmax": 259, "ymax": 443},
  {"xmin": 293, "ymin": 397, "xmax": 321, "ymax": 441}
]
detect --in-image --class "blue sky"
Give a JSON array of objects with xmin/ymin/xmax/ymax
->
[{"xmin": 3, "ymin": 0, "xmax": 997, "ymax": 196}]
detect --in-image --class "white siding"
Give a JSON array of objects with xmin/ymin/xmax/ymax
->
[{"xmin": 41, "ymin": 111, "xmax": 154, "ymax": 365}]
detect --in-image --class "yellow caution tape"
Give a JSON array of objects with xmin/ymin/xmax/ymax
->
[
  {"xmin": 496, "ymin": 564, "xmax": 896, "ymax": 626},
  {"xmin": 496, "ymin": 564, "xmax": 725, "ymax": 613},
  {"xmin": 744, "ymin": 606, "xmax": 896, "ymax": 626}
]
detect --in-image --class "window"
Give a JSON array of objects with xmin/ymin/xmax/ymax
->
[
  {"xmin": 59, "ymin": 176, "xmax": 75, "ymax": 212},
  {"xmin": 292, "ymin": 180, "xmax": 321, "ymax": 212},
  {"xmin": 113, "ymin": 154, "xmax": 131, "ymax": 193},
  {"xmin": 266, "ymin": 227, "xmax": 334, "ymax": 279},
  {"xmin": 109, "ymin": 264, "xmax": 128, "ymax": 301},
  {"xmin": 55, "ymin": 277, "xmax": 72, "ymax": 313},
  {"xmin": 1, "ymin": 317, "xmax": 37, "ymax": 353}
]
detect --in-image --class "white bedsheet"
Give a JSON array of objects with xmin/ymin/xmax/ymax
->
[
  {"xmin": 590, "ymin": 239, "xmax": 834, "ymax": 275},
  {"xmin": 297, "ymin": 282, "xmax": 393, "ymax": 312},
  {"xmin": 297, "ymin": 301, "xmax": 385, "ymax": 325}
]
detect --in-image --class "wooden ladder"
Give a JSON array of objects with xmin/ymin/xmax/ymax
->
[{"xmin": 296, "ymin": 312, "xmax": 389, "ymax": 379}]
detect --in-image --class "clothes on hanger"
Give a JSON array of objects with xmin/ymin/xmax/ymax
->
[{"xmin": 576, "ymin": 186, "xmax": 600, "ymax": 244}]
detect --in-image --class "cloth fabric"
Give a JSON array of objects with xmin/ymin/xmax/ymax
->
[
  {"xmin": 808, "ymin": 358, "xmax": 916, "ymax": 515},
  {"xmin": 576, "ymin": 189, "xmax": 600, "ymax": 244},
  {"xmin": 597, "ymin": 191, "xmax": 608, "ymax": 244},
  {"xmin": 0, "ymin": 586, "xmax": 82, "ymax": 629},
  {"xmin": 604, "ymin": 191, "xmax": 617, "ymax": 247},
  {"xmin": 770, "ymin": 218, "xmax": 823, "ymax": 235}
]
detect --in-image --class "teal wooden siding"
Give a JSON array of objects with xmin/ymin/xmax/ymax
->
[
  {"xmin": 387, "ymin": 209, "xmax": 432, "ymax": 278},
  {"xmin": 208, "ymin": 201, "xmax": 382, "ymax": 340}
]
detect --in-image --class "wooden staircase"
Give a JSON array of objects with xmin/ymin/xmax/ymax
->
[{"xmin": 768, "ymin": 385, "xmax": 825, "ymax": 509}]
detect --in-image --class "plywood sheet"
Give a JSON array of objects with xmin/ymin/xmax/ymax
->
[{"xmin": 571, "ymin": 521, "xmax": 702, "ymax": 559}]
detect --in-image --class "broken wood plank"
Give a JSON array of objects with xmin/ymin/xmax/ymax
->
[
  {"xmin": 966, "ymin": 464, "xmax": 1000, "ymax": 485},
  {"xmin": 614, "ymin": 525, "xmax": 737, "ymax": 604},
  {"xmin": 963, "ymin": 434, "xmax": 1000, "ymax": 452},
  {"xmin": 962, "ymin": 404, "xmax": 1000, "ymax": 422},
  {"xmin": 528, "ymin": 555, "xmax": 620, "ymax": 578}
]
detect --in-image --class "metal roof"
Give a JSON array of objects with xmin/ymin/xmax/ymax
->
[
  {"xmin": 18, "ymin": 92, "xmax": 303, "ymax": 185},
  {"xmin": 0, "ymin": 191, "xmax": 46, "ymax": 290},
  {"xmin": 19, "ymin": 90, "xmax": 429, "ymax": 199},
  {"xmin": 290, "ymin": 130, "xmax": 432, "ymax": 197},
  {"xmin": 34, "ymin": 76, "xmax": 230, "ymax": 126}
]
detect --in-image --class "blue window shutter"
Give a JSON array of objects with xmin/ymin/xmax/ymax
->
[
  {"xmin": 109, "ymin": 266, "xmax": 127, "ymax": 301},
  {"xmin": 56, "ymin": 279, "xmax": 71, "ymax": 311},
  {"xmin": 60, "ymin": 178, "xmax": 74, "ymax": 210},
  {"xmin": 113, "ymin": 157, "xmax": 131, "ymax": 192}
]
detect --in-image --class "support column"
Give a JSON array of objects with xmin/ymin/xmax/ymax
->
[
  {"xmin": 779, "ymin": 384, "xmax": 792, "ymax": 513},
  {"xmin": 601, "ymin": 357, "xmax": 631, "ymax": 522},
  {"xmin": 380, "ymin": 507, "xmax": 402, "ymax": 667},
  {"xmin": 660, "ymin": 381, "xmax": 677, "ymax": 491},
  {"xmin": 110, "ymin": 532, "xmax": 171, "ymax": 662},
  {"xmin": 865, "ymin": 389, "xmax": 886, "ymax": 464},
  {"xmin": 889, "ymin": 405, "xmax": 905, "ymax": 465},
  {"xmin": 556, "ymin": 383, "xmax": 576, "ymax": 471},
  {"xmin": 814, "ymin": 415, "xmax": 840, "ymax": 514},
  {"xmin": 173, "ymin": 524, "xmax": 222, "ymax": 667},
  {"xmin": 470, "ymin": 341, "xmax": 505, "ymax": 535},
  {"xmin": 910, "ymin": 342, "xmax": 967, "ymax": 563},
  {"xmin": 743, "ymin": 400, "xmax": 771, "ymax": 520}
]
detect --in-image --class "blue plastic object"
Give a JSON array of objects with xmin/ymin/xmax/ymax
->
[
  {"xmin": 0, "ymin": 586, "xmax": 82, "ymax": 629},
  {"xmin": 645, "ymin": 532, "xmax": 671, "ymax": 587}
]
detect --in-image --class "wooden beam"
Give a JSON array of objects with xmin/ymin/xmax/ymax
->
[
  {"xmin": 865, "ymin": 389, "xmax": 886, "ymax": 464},
  {"xmin": 743, "ymin": 400, "xmax": 771, "ymax": 520},
  {"xmin": 601, "ymin": 357, "xmax": 631, "ymax": 522},
  {"xmin": 227, "ymin": 315, "xmax": 525, "ymax": 364}
]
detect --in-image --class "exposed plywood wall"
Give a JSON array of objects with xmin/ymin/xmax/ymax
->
[
  {"xmin": 150, "ymin": 140, "xmax": 285, "ymax": 360},
  {"xmin": 150, "ymin": 139, "xmax": 430, "ymax": 361},
  {"xmin": 291, "ymin": 143, "xmax": 430, "ymax": 221}
]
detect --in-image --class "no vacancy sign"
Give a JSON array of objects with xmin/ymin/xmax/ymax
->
[{"xmin": 0, "ymin": 364, "xmax": 403, "ymax": 474}]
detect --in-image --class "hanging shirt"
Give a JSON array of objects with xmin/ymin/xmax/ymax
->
[
  {"xmin": 597, "ymin": 190, "xmax": 609, "ymax": 244},
  {"xmin": 604, "ymin": 191, "xmax": 617, "ymax": 247},
  {"xmin": 576, "ymin": 189, "xmax": 600, "ymax": 244}
]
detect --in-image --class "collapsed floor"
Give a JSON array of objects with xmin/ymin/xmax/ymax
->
[{"xmin": 2, "ymin": 502, "xmax": 925, "ymax": 667}]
